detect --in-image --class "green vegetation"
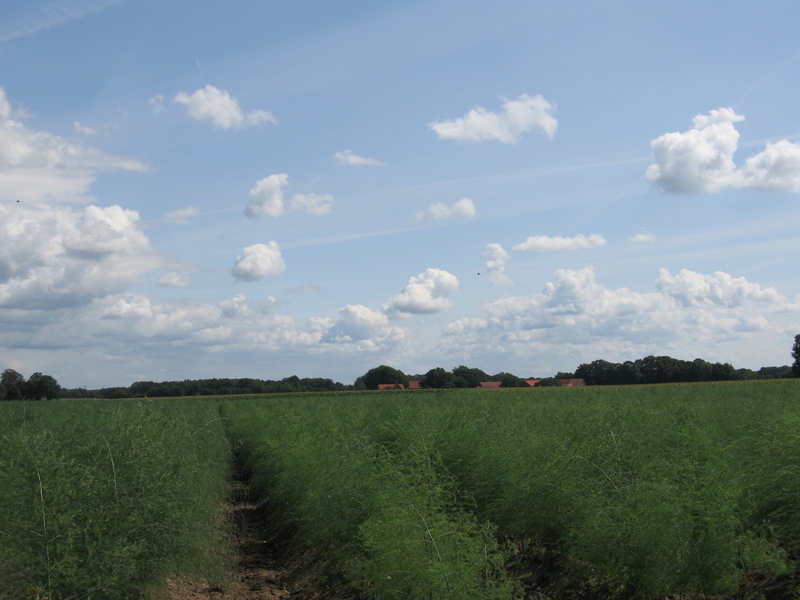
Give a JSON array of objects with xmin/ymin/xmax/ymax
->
[
  {"xmin": 223, "ymin": 380, "xmax": 800, "ymax": 599},
  {"xmin": 0, "ymin": 399, "xmax": 233, "ymax": 599},
  {"xmin": 3, "ymin": 380, "xmax": 800, "ymax": 599}
]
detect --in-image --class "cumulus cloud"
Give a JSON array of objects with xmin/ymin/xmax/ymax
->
[
  {"xmin": 245, "ymin": 173, "xmax": 334, "ymax": 218},
  {"xmin": 438, "ymin": 266, "xmax": 798, "ymax": 372},
  {"xmin": 430, "ymin": 94, "xmax": 557, "ymax": 144},
  {"xmin": 0, "ymin": 87, "xmax": 147, "ymax": 204},
  {"xmin": 654, "ymin": 268, "xmax": 789, "ymax": 308},
  {"xmin": 383, "ymin": 268, "xmax": 459, "ymax": 316},
  {"xmin": 163, "ymin": 206, "xmax": 199, "ymax": 225},
  {"xmin": 172, "ymin": 85, "xmax": 277, "ymax": 129},
  {"xmin": 232, "ymin": 242, "xmax": 285, "ymax": 282},
  {"xmin": 647, "ymin": 108, "xmax": 800, "ymax": 193},
  {"xmin": 334, "ymin": 149, "xmax": 387, "ymax": 167},
  {"xmin": 513, "ymin": 233, "xmax": 606, "ymax": 252},
  {"xmin": 0, "ymin": 203, "xmax": 162, "ymax": 309},
  {"xmin": 148, "ymin": 94, "xmax": 165, "ymax": 116},
  {"xmin": 482, "ymin": 243, "xmax": 513, "ymax": 286},
  {"xmin": 321, "ymin": 304, "xmax": 406, "ymax": 349},
  {"xmin": 415, "ymin": 198, "xmax": 476, "ymax": 221}
]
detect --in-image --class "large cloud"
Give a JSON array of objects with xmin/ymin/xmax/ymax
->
[
  {"xmin": 514, "ymin": 233, "xmax": 606, "ymax": 252},
  {"xmin": 440, "ymin": 267, "xmax": 798, "ymax": 367},
  {"xmin": 172, "ymin": 85, "xmax": 277, "ymax": 129},
  {"xmin": 245, "ymin": 173, "xmax": 333, "ymax": 218},
  {"xmin": 0, "ymin": 203, "xmax": 162, "ymax": 309},
  {"xmin": 0, "ymin": 88, "xmax": 147, "ymax": 204},
  {"xmin": 430, "ymin": 94, "xmax": 557, "ymax": 144},
  {"xmin": 232, "ymin": 242, "xmax": 286, "ymax": 281},
  {"xmin": 647, "ymin": 108, "xmax": 800, "ymax": 193},
  {"xmin": 384, "ymin": 268, "xmax": 460, "ymax": 316},
  {"xmin": 320, "ymin": 304, "xmax": 406, "ymax": 350}
]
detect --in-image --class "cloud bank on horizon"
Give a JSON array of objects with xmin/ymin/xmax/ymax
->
[{"xmin": 0, "ymin": 1, "xmax": 799, "ymax": 387}]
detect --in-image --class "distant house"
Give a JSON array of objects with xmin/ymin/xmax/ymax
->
[
  {"xmin": 559, "ymin": 378, "xmax": 586, "ymax": 387},
  {"xmin": 377, "ymin": 381, "xmax": 421, "ymax": 390},
  {"xmin": 477, "ymin": 381, "xmax": 502, "ymax": 388},
  {"xmin": 377, "ymin": 383, "xmax": 404, "ymax": 390},
  {"xmin": 523, "ymin": 379, "xmax": 541, "ymax": 387}
]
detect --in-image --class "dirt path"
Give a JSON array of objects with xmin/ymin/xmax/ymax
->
[{"xmin": 167, "ymin": 493, "xmax": 290, "ymax": 600}]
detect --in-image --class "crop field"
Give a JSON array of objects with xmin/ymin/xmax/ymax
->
[{"xmin": 2, "ymin": 380, "xmax": 800, "ymax": 599}]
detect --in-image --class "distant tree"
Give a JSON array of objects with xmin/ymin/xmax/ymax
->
[
  {"xmin": 536, "ymin": 377, "xmax": 562, "ymax": 387},
  {"xmin": 421, "ymin": 367, "xmax": 455, "ymax": 389},
  {"xmin": 452, "ymin": 365, "xmax": 490, "ymax": 388},
  {"xmin": 496, "ymin": 373, "xmax": 523, "ymax": 387},
  {"xmin": 357, "ymin": 365, "xmax": 408, "ymax": 390},
  {"xmin": 1, "ymin": 369, "xmax": 25, "ymax": 400},
  {"xmin": 554, "ymin": 371, "xmax": 575, "ymax": 379},
  {"xmin": 22, "ymin": 372, "xmax": 61, "ymax": 400},
  {"xmin": 793, "ymin": 334, "xmax": 800, "ymax": 377}
]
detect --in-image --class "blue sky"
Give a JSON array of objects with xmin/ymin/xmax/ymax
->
[{"xmin": 1, "ymin": 0, "xmax": 799, "ymax": 388}]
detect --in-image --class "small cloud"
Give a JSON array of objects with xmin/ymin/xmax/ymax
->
[
  {"xmin": 172, "ymin": 85, "xmax": 277, "ymax": 129},
  {"xmin": 232, "ymin": 242, "xmax": 286, "ymax": 282},
  {"xmin": 148, "ymin": 94, "xmax": 165, "ymax": 116},
  {"xmin": 334, "ymin": 149, "xmax": 387, "ymax": 167},
  {"xmin": 430, "ymin": 94, "xmax": 557, "ymax": 144},
  {"xmin": 164, "ymin": 206, "xmax": 200, "ymax": 225},
  {"xmin": 73, "ymin": 121, "xmax": 97, "ymax": 136},
  {"xmin": 245, "ymin": 174, "xmax": 333, "ymax": 218},
  {"xmin": 416, "ymin": 198, "xmax": 476, "ymax": 221},
  {"xmin": 290, "ymin": 193, "xmax": 334, "ymax": 217},
  {"xmin": 483, "ymin": 243, "xmax": 514, "ymax": 286},
  {"xmin": 383, "ymin": 268, "xmax": 460, "ymax": 316},
  {"xmin": 646, "ymin": 108, "xmax": 800, "ymax": 193},
  {"xmin": 514, "ymin": 233, "xmax": 606, "ymax": 252},
  {"xmin": 628, "ymin": 232, "xmax": 656, "ymax": 243},
  {"xmin": 156, "ymin": 272, "xmax": 192, "ymax": 287}
]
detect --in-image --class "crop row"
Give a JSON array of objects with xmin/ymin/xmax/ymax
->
[
  {"xmin": 0, "ymin": 399, "xmax": 232, "ymax": 599},
  {"xmin": 222, "ymin": 380, "xmax": 800, "ymax": 599}
]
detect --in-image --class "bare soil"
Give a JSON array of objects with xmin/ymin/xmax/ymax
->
[{"xmin": 166, "ymin": 481, "xmax": 360, "ymax": 600}]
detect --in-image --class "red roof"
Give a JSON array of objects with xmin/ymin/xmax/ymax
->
[
  {"xmin": 523, "ymin": 379, "xmax": 541, "ymax": 387},
  {"xmin": 377, "ymin": 383, "xmax": 404, "ymax": 390},
  {"xmin": 407, "ymin": 380, "xmax": 421, "ymax": 389},
  {"xmin": 477, "ymin": 381, "xmax": 502, "ymax": 388},
  {"xmin": 559, "ymin": 378, "xmax": 586, "ymax": 387}
]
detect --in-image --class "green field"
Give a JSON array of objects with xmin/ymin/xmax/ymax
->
[{"xmin": 2, "ymin": 380, "xmax": 800, "ymax": 599}]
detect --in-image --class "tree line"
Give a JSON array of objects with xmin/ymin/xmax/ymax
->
[{"xmin": 5, "ymin": 334, "xmax": 799, "ymax": 399}]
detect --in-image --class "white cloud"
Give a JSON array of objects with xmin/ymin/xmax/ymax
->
[
  {"xmin": 290, "ymin": 193, "xmax": 334, "ymax": 216},
  {"xmin": 482, "ymin": 243, "xmax": 513, "ymax": 286},
  {"xmin": 156, "ymin": 272, "xmax": 192, "ymax": 288},
  {"xmin": 321, "ymin": 304, "xmax": 406, "ymax": 349},
  {"xmin": 172, "ymin": 85, "xmax": 277, "ymax": 129},
  {"xmin": 232, "ymin": 242, "xmax": 286, "ymax": 282},
  {"xmin": 629, "ymin": 232, "xmax": 656, "ymax": 243},
  {"xmin": 416, "ymin": 198, "xmax": 476, "ymax": 221},
  {"xmin": 430, "ymin": 94, "xmax": 557, "ymax": 144},
  {"xmin": 334, "ymin": 149, "xmax": 387, "ymax": 166},
  {"xmin": 0, "ymin": 87, "xmax": 147, "ymax": 204},
  {"xmin": 513, "ymin": 233, "xmax": 606, "ymax": 252},
  {"xmin": 245, "ymin": 173, "xmax": 334, "ymax": 218},
  {"xmin": 163, "ymin": 206, "xmax": 200, "ymax": 225},
  {"xmin": 647, "ymin": 108, "xmax": 800, "ymax": 193},
  {"xmin": 383, "ymin": 268, "xmax": 460, "ymax": 316},
  {"xmin": 0, "ymin": 203, "xmax": 162, "ymax": 309},
  {"xmin": 738, "ymin": 140, "xmax": 800, "ymax": 192},
  {"xmin": 437, "ymin": 266, "xmax": 798, "ymax": 372},
  {"xmin": 654, "ymin": 268, "xmax": 790, "ymax": 308}
]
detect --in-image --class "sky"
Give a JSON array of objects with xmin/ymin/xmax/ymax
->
[{"xmin": 1, "ymin": 0, "xmax": 799, "ymax": 388}]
